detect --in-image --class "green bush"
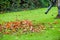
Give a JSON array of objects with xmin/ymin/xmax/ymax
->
[{"xmin": 0, "ymin": 0, "xmax": 49, "ymax": 12}]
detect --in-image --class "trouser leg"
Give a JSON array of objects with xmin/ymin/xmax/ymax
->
[
  {"xmin": 58, "ymin": 6, "xmax": 60, "ymax": 15},
  {"xmin": 56, "ymin": 0, "xmax": 60, "ymax": 18}
]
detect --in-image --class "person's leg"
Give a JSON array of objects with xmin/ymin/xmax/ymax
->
[{"xmin": 56, "ymin": 0, "xmax": 60, "ymax": 18}]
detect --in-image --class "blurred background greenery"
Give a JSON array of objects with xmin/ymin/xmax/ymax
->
[{"xmin": 0, "ymin": 0, "xmax": 51, "ymax": 12}]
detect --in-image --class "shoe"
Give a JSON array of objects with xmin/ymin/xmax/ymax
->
[{"xmin": 55, "ymin": 15, "xmax": 60, "ymax": 19}]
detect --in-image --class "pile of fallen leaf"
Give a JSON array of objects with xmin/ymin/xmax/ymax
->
[{"xmin": 0, "ymin": 20, "xmax": 45, "ymax": 34}]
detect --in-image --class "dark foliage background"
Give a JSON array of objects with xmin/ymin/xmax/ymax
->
[{"xmin": 0, "ymin": 0, "xmax": 50, "ymax": 12}]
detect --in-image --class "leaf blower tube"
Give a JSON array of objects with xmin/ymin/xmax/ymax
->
[{"xmin": 45, "ymin": 0, "xmax": 56, "ymax": 14}]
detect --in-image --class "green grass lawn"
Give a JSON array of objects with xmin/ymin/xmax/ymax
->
[
  {"xmin": 0, "ymin": 7, "xmax": 58, "ymax": 23},
  {"xmin": 0, "ymin": 7, "xmax": 60, "ymax": 40}
]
